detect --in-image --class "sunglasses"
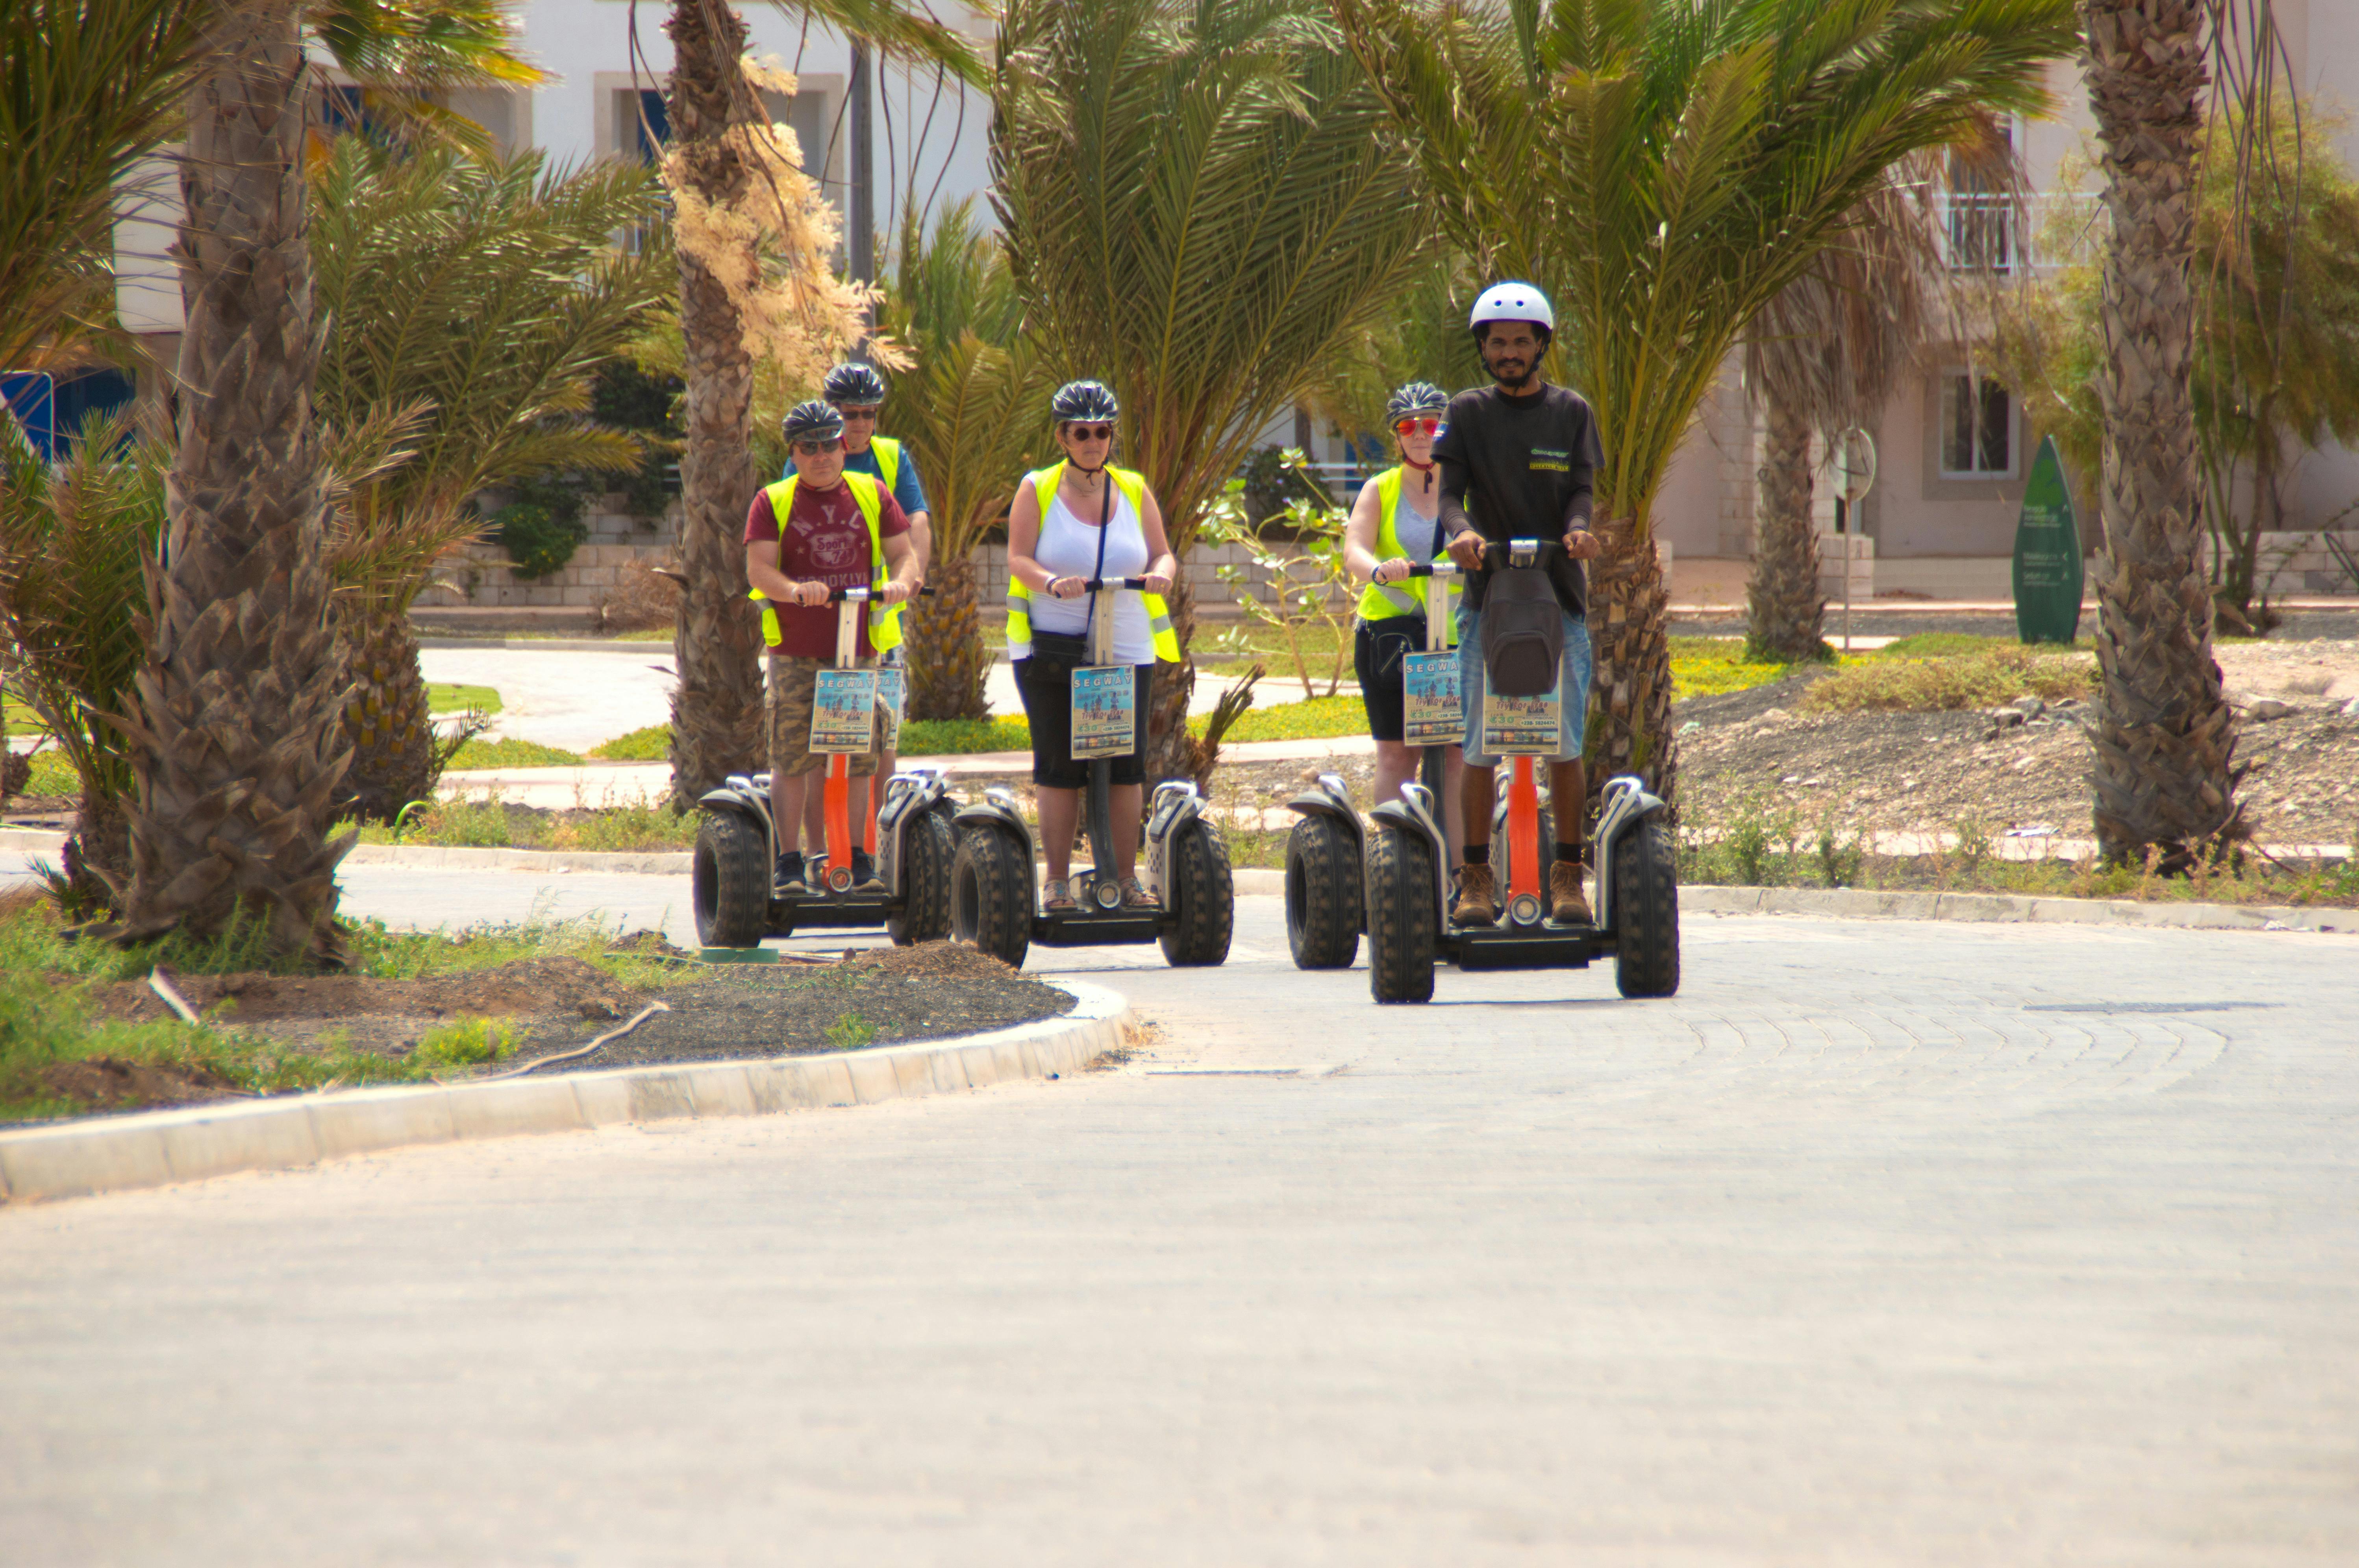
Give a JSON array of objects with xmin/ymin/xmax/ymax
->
[
  {"xmin": 837, "ymin": 406, "xmax": 881, "ymax": 422},
  {"xmin": 1394, "ymin": 416, "xmax": 1441, "ymax": 436},
  {"xmin": 793, "ymin": 438, "xmax": 841, "ymax": 456},
  {"xmin": 1067, "ymin": 423, "xmax": 1115, "ymax": 442}
]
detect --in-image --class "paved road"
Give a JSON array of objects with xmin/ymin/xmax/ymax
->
[{"xmin": 5, "ymin": 883, "xmax": 2357, "ymax": 1562}]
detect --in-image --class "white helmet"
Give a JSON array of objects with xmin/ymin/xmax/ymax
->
[{"xmin": 1469, "ymin": 281, "xmax": 1555, "ymax": 335}]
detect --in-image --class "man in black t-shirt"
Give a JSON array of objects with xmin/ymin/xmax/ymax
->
[{"xmin": 1433, "ymin": 282, "xmax": 1604, "ymax": 926}]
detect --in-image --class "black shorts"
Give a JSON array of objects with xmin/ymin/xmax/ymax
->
[
  {"xmin": 1014, "ymin": 658, "xmax": 1154, "ymax": 789},
  {"xmin": 1354, "ymin": 614, "xmax": 1429, "ymax": 743}
]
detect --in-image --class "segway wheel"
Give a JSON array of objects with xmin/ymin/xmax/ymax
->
[
  {"xmin": 1365, "ymin": 824, "xmax": 1437, "ymax": 1004},
  {"xmin": 693, "ymin": 811, "xmax": 769, "ymax": 949},
  {"xmin": 1284, "ymin": 814, "xmax": 1360, "ymax": 969},
  {"xmin": 1612, "ymin": 814, "xmax": 1681, "ymax": 998},
  {"xmin": 1158, "ymin": 819, "xmax": 1233, "ymax": 967},
  {"xmin": 888, "ymin": 806, "xmax": 957, "ymax": 946},
  {"xmin": 952, "ymin": 824, "xmax": 1032, "ymax": 969}
]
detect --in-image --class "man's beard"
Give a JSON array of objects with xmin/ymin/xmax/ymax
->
[{"xmin": 1486, "ymin": 351, "xmax": 1539, "ymax": 392}]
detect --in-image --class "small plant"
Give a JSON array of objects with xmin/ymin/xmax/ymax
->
[
  {"xmin": 1952, "ymin": 812, "xmax": 1993, "ymax": 876},
  {"xmin": 1721, "ymin": 791, "xmax": 1796, "ymax": 886},
  {"xmin": 413, "ymin": 1015, "xmax": 519, "ymax": 1070},
  {"xmin": 494, "ymin": 500, "xmax": 588, "ymax": 581},
  {"xmin": 1198, "ymin": 460, "xmax": 1356, "ymax": 697},
  {"xmin": 825, "ymin": 1011, "xmax": 876, "ymax": 1051},
  {"xmin": 1815, "ymin": 807, "xmax": 1866, "ymax": 888}
]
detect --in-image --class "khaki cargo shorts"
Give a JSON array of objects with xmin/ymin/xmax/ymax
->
[{"xmin": 767, "ymin": 653, "xmax": 883, "ymax": 777}]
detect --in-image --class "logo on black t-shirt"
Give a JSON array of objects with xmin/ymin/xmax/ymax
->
[{"xmin": 1529, "ymin": 446, "xmax": 1571, "ymax": 473}]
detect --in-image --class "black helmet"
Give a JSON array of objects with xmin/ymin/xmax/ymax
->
[
  {"xmin": 781, "ymin": 399, "xmax": 844, "ymax": 445},
  {"xmin": 1050, "ymin": 379, "xmax": 1120, "ymax": 422},
  {"xmin": 1386, "ymin": 381, "xmax": 1449, "ymax": 422},
  {"xmin": 821, "ymin": 362, "xmax": 887, "ymax": 406}
]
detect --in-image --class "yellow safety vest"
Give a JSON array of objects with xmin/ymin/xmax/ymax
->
[
  {"xmin": 1355, "ymin": 466, "xmax": 1458, "ymax": 645},
  {"xmin": 748, "ymin": 470, "xmax": 902, "ymax": 651},
  {"xmin": 1006, "ymin": 462, "xmax": 1181, "ymax": 663},
  {"xmin": 866, "ymin": 435, "xmax": 902, "ymax": 498}
]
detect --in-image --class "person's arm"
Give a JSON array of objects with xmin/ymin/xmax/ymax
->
[
  {"xmin": 1138, "ymin": 487, "xmax": 1178, "ymax": 596},
  {"xmin": 746, "ymin": 538, "xmax": 824, "ymax": 607},
  {"xmin": 896, "ymin": 453, "xmax": 934, "ymax": 577},
  {"xmin": 1559, "ymin": 402, "xmax": 1604, "ymax": 560},
  {"xmin": 1434, "ymin": 401, "xmax": 1485, "ymax": 570},
  {"xmin": 1342, "ymin": 477, "xmax": 1389, "ymax": 584}
]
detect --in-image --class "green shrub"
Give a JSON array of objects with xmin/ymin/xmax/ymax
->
[
  {"xmin": 494, "ymin": 501, "xmax": 587, "ymax": 580},
  {"xmin": 825, "ymin": 1011, "xmax": 876, "ymax": 1051},
  {"xmin": 443, "ymin": 736, "xmax": 582, "ymax": 770},
  {"xmin": 413, "ymin": 1015, "xmax": 518, "ymax": 1069},
  {"xmin": 589, "ymin": 724, "xmax": 669, "ymax": 760},
  {"xmin": 1797, "ymin": 646, "xmax": 2093, "ymax": 712}
]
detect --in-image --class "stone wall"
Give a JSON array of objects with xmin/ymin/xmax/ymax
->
[{"xmin": 2250, "ymin": 532, "xmax": 2359, "ymax": 597}]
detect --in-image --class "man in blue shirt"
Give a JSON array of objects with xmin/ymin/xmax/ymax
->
[{"xmin": 782, "ymin": 362, "xmax": 933, "ymax": 860}]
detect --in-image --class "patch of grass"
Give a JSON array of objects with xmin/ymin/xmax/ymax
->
[
  {"xmin": 443, "ymin": 736, "xmax": 583, "ymax": 770},
  {"xmin": 589, "ymin": 724, "xmax": 669, "ymax": 760},
  {"xmin": 1668, "ymin": 637, "xmax": 1808, "ymax": 700},
  {"xmin": 413, "ymin": 1015, "xmax": 519, "ymax": 1069},
  {"xmin": 4, "ymin": 692, "xmax": 46, "ymax": 730},
  {"xmin": 825, "ymin": 1011, "xmax": 876, "ymax": 1051},
  {"xmin": 426, "ymin": 682, "xmax": 502, "ymax": 716},
  {"xmin": 1195, "ymin": 694, "xmax": 1367, "ymax": 743},
  {"xmin": 351, "ymin": 792, "xmax": 697, "ymax": 852},
  {"xmin": 900, "ymin": 715, "xmax": 1032, "ymax": 755},
  {"xmin": 19, "ymin": 749, "xmax": 76, "ymax": 796},
  {"xmin": 1797, "ymin": 645, "xmax": 2094, "ymax": 713},
  {"xmin": 1870, "ymin": 632, "xmax": 2011, "ymax": 659}
]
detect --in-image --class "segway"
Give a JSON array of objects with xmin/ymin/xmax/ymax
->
[
  {"xmin": 693, "ymin": 584, "xmax": 957, "ymax": 950},
  {"xmin": 1358, "ymin": 538, "xmax": 1680, "ymax": 1002},
  {"xmin": 951, "ymin": 573, "xmax": 1233, "ymax": 971}
]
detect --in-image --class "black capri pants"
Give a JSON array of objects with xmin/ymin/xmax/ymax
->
[
  {"xmin": 1353, "ymin": 613, "xmax": 1430, "ymax": 743},
  {"xmin": 1013, "ymin": 659, "xmax": 1154, "ymax": 789}
]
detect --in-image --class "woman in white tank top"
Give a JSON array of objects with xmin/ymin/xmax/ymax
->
[{"xmin": 1005, "ymin": 382, "xmax": 1179, "ymax": 912}]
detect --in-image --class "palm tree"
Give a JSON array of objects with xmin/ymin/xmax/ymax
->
[
  {"xmin": 659, "ymin": 0, "xmax": 981, "ymax": 806},
  {"xmin": 0, "ymin": 0, "xmax": 211, "ymax": 375},
  {"xmin": 874, "ymin": 197, "xmax": 1057, "ymax": 721},
  {"xmin": 1335, "ymin": 0, "xmax": 2076, "ymax": 805},
  {"xmin": 1742, "ymin": 167, "xmax": 1953, "ymax": 663},
  {"xmin": 991, "ymin": 0, "xmax": 1435, "ymax": 782},
  {"xmin": 2080, "ymin": 0, "xmax": 2242, "ymax": 867},
  {"xmin": 115, "ymin": 0, "xmax": 540, "ymax": 961},
  {"xmin": 311, "ymin": 137, "xmax": 674, "ymax": 820}
]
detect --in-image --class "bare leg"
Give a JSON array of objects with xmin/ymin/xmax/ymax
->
[
  {"xmin": 1461, "ymin": 761, "xmax": 1496, "ymax": 856},
  {"xmin": 1549, "ymin": 759, "xmax": 1588, "ymax": 860},
  {"xmin": 772, "ymin": 770, "xmax": 812, "ymax": 856},
  {"xmin": 1439, "ymin": 745, "xmax": 1468, "ymax": 865},
  {"xmin": 1372, "ymin": 740, "xmax": 1418, "ymax": 811},
  {"xmin": 1111, "ymin": 783, "xmax": 1143, "ymax": 879},
  {"xmin": 1038, "ymin": 786, "xmax": 1080, "ymax": 883}
]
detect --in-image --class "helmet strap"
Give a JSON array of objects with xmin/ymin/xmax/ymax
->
[{"xmin": 1402, "ymin": 454, "xmax": 1435, "ymax": 472}]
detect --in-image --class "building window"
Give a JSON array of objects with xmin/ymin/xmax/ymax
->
[
  {"xmin": 1942, "ymin": 118, "xmax": 2017, "ymax": 273},
  {"xmin": 1940, "ymin": 372, "xmax": 2014, "ymax": 478},
  {"xmin": 628, "ymin": 89, "xmax": 669, "ymax": 164}
]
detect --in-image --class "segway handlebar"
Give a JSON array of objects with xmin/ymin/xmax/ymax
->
[
  {"xmin": 823, "ymin": 584, "xmax": 937, "ymax": 603},
  {"xmin": 1402, "ymin": 561, "xmax": 1463, "ymax": 578},
  {"xmin": 1080, "ymin": 575, "xmax": 1155, "ymax": 592}
]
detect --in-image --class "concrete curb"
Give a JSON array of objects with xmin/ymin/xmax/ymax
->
[
  {"xmin": 1681, "ymin": 883, "xmax": 2352, "ymax": 933},
  {"xmin": 0, "ymin": 982, "xmax": 1133, "ymax": 1207},
  {"xmin": 0, "ymin": 827, "xmax": 691, "ymax": 876}
]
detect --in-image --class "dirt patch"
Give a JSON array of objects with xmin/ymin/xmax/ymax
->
[{"xmin": 38, "ymin": 1056, "xmax": 242, "ymax": 1113}]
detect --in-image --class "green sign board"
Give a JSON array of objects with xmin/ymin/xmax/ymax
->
[{"xmin": 2013, "ymin": 433, "xmax": 2083, "ymax": 645}]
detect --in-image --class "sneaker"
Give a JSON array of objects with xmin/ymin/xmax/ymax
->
[
  {"xmin": 773, "ymin": 851, "xmax": 807, "ymax": 896},
  {"xmin": 1452, "ymin": 862, "xmax": 1498, "ymax": 926},
  {"xmin": 1120, "ymin": 876, "xmax": 1159, "ymax": 910},
  {"xmin": 849, "ymin": 848, "xmax": 884, "ymax": 892},
  {"xmin": 1549, "ymin": 858, "xmax": 1593, "ymax": 924},
  {"xmin": 1042, "ymin": 877, "xmax": 1079, "ymax": 913}
]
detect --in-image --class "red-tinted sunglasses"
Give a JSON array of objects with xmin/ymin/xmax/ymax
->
[{"xmin": 1394, "ymin": 416, "xmax": 1441, "ymax": 436}]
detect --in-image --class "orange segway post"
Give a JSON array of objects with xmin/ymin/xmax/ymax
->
[
  {"xmin": 1506, "ymin": 753, "xmax": 1542, "ymax": 902},
  {"xmin": 823, "ymin": 591, "xmax": 862, "ymax": 892}
]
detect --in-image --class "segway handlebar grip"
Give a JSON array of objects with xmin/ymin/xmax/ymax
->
[
  {"xmin": 822, "ymin": 585, "xmax": 937, "ymax": 602},
  {"xmin": 1403, "ymin": 562, "xmax": 1462, "ymax": 579},
  {"xmin": 1081, "ymin": 576, "xmax": 1153, "ymax": 591}
]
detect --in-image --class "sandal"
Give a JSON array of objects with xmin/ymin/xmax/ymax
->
[
  {"xmin": 1042, "ymin": 877, "xmax": 1079, "ymax": 912},
  {"xmin": 1120, "ymin": 876, "xmax": 1159, "ymax": 910}
]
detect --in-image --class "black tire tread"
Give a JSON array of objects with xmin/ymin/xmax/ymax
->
[
  {"xmin": 1366, "ymin": 825, "xmax": 1438, "ymax": 1003},
  {"xmin": 953, "ymin": 825, "xmax": 1032, "ymax": 969},
  {"xmin": 1159, "ymin": 819, "xmax": 1233, "ymax": 967},
  {"xmin": 888, "ymin": 807, "xmax": 956, "ymax": 945},
  {"xmin": 1613, "ymin": 815, "xmax": 1681, "ymax": 997},
  {"xmin": 1285, "ymin": 815, "xmax": 1361, "ymax": 969},
  {"xmin": 693, "ymin": 811, "xmax": 769, "ymax": 949}
]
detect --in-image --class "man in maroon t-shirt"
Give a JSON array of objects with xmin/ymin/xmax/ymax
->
[{"xmin": 744, "ymin": 401, "xmax": 918, "ymax": 893}]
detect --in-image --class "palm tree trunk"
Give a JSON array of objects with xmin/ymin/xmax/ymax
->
[
  {"xmin": 1744, "ymin": 401, "xmax": 1826, "ymax": 662},
  {"xmin": 1585, "ymin": 514, "xmax": 1677, "ymax": 815},
  {"xmin": 664, "ymin": 0, "xmax": 766, "ymax": 807},
  {"xmin": 115, "ymin": 0, "xmax": 356, "ymax": 963},
  {"xmin": 2081, "ymin": 0, "xmax": 2243, "ymax": 869},
  {"xmin": 342, "ymin": 600, "xmax": 435, "ymax": 821},
  {"xmin": 905, "ymin": 550, "xmax": 989, "ymax": 720}
]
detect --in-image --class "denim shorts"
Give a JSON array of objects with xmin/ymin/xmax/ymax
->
[{"xmin": 1456, "ymin": 603, "xmax": 1592, "ymax": 767}]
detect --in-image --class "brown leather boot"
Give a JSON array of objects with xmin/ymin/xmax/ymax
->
[
  {"xmin": 1452, "ymin": 862, "xmax": 1498, "ymax": 926},
  {"xmin": 1550, "ymin": 859, "xmax": 1593, "ymax": 925}
]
